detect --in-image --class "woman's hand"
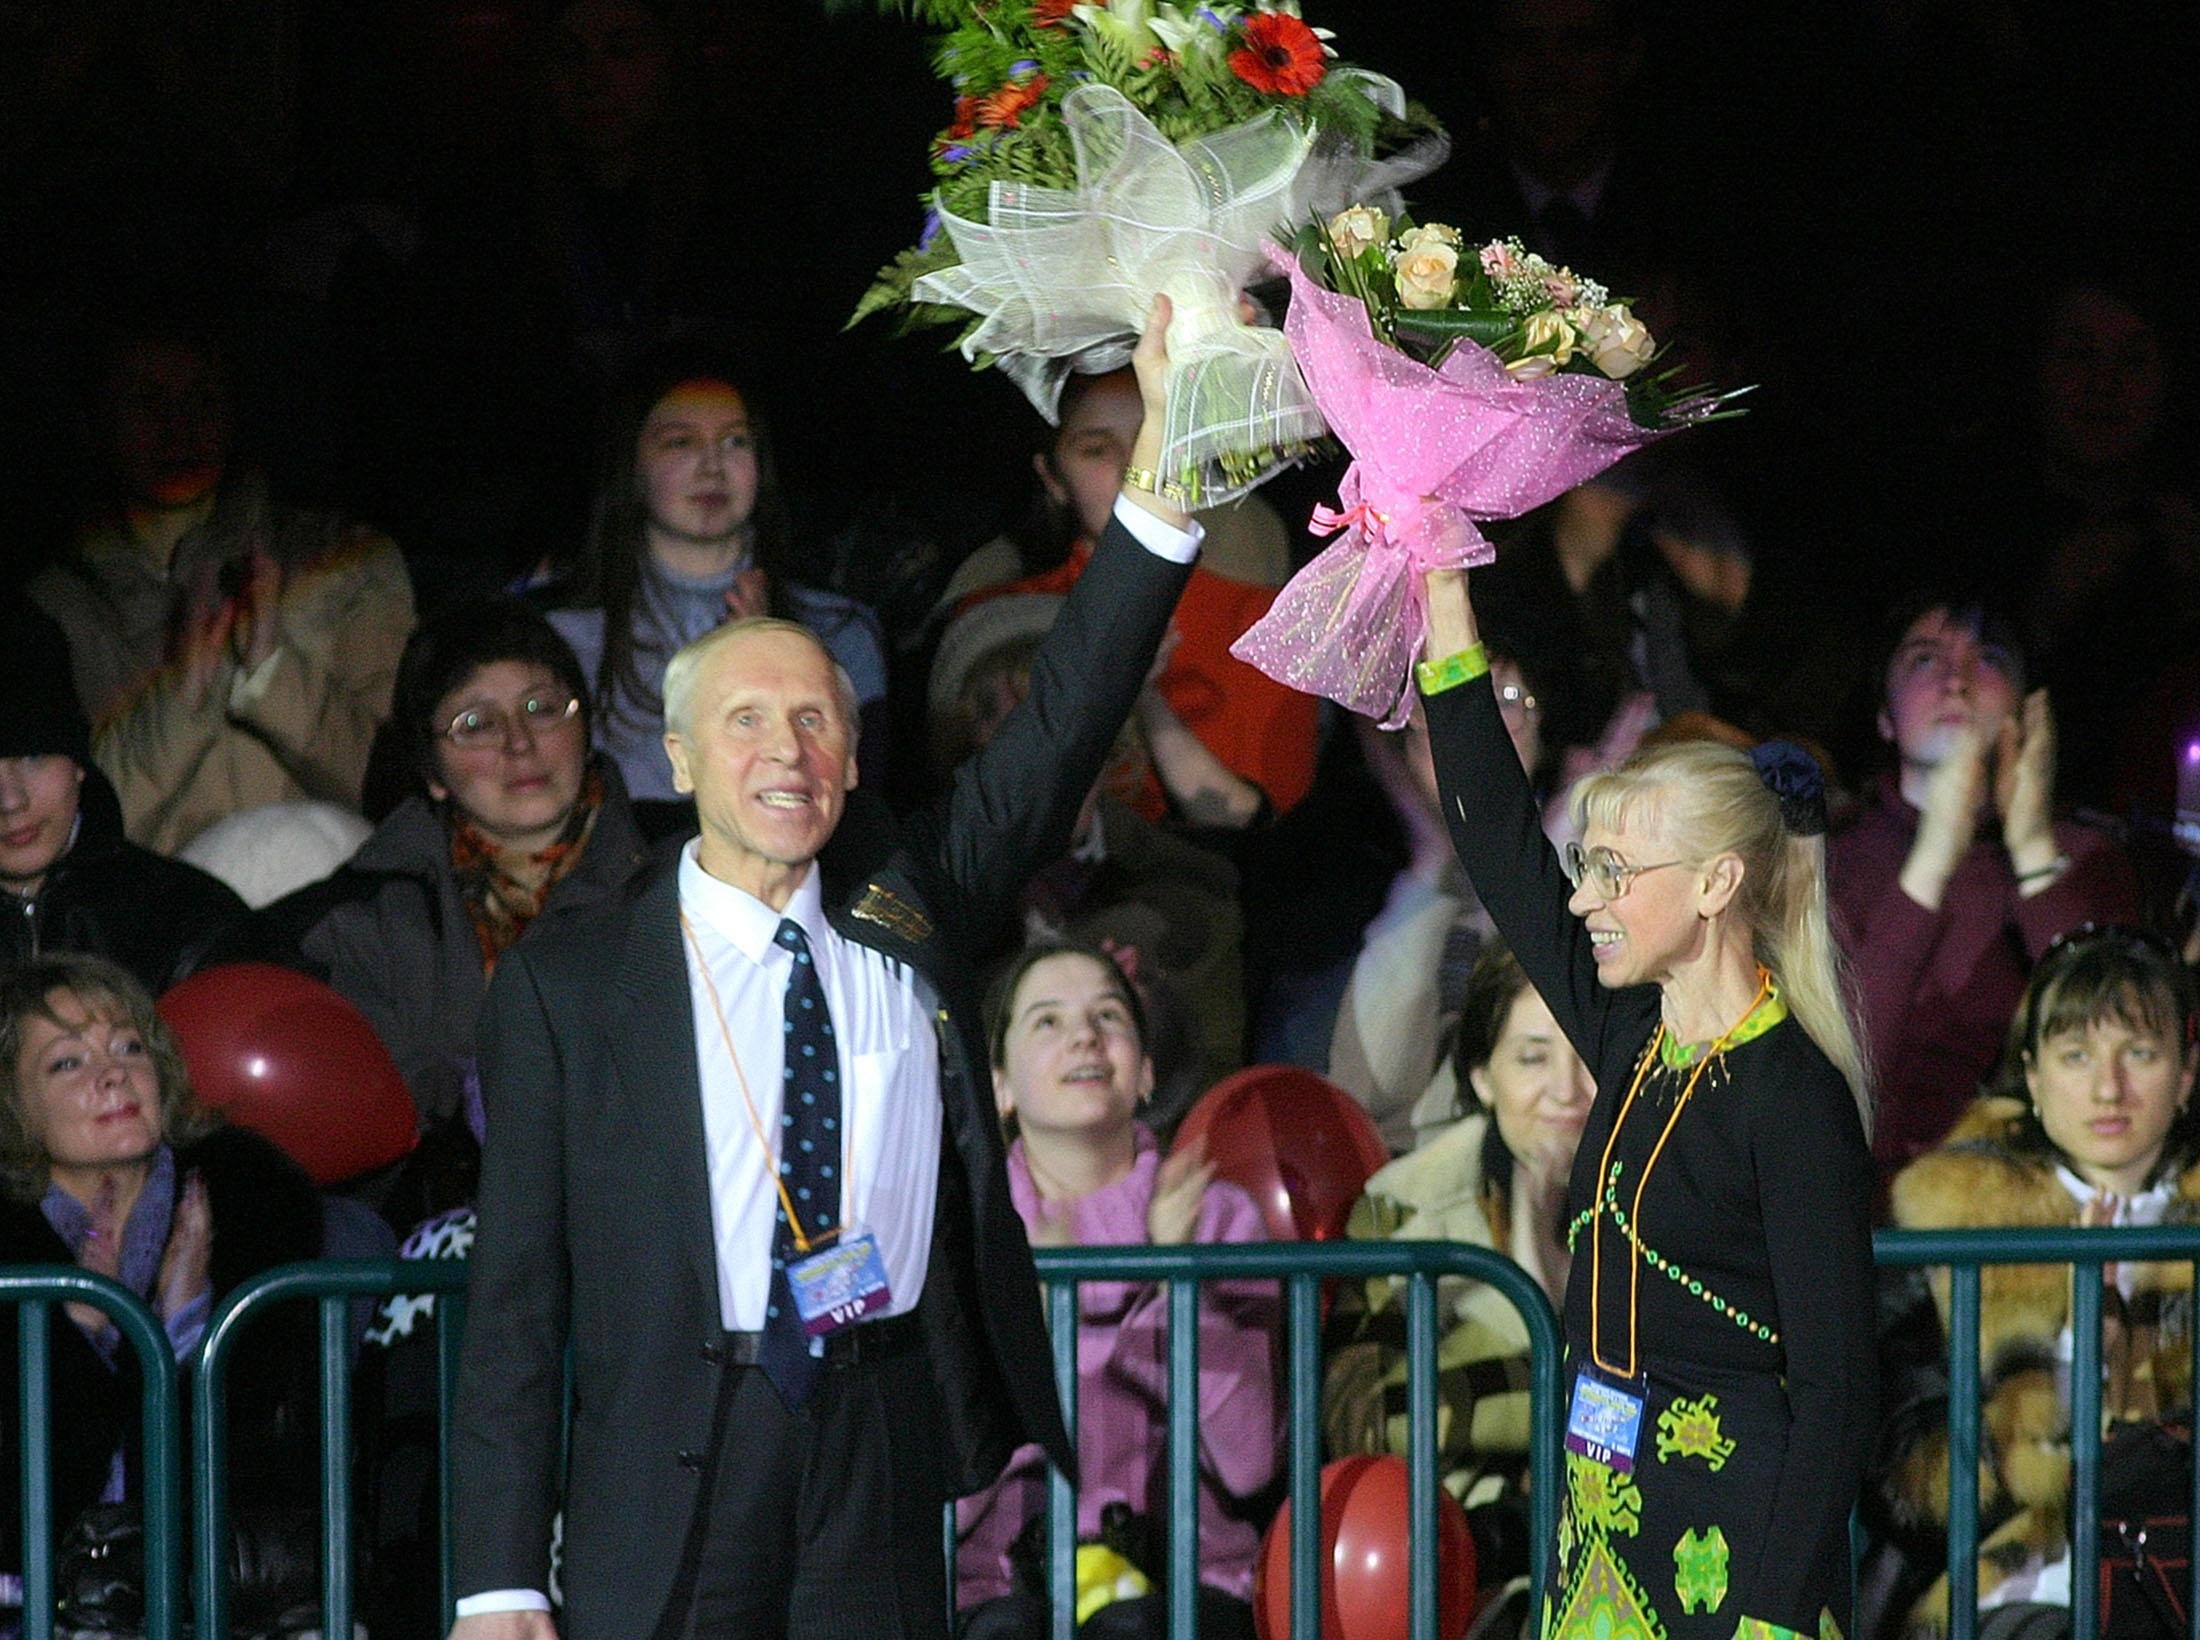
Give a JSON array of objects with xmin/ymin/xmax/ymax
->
[
  {"xmin": 723, "ymin": 565, "xmax": 769, "ymax": 623},
  {"xmin": 1147, "ymin": 1133, "xmax": 1215, "ymax": 1246},
  {"xmin": 155, "ymin": 1170, "xmax": 213, "ymax": 1322},
  {"xmin": 228, "ymin": 546, "xmax": 285, "ymax": 672},
  {"xmin": 1510, "ymin": 1137, "xmax": 1576, "ymax": 1313},
  {"xmin": 65, "ymin": 1176, "xmax": 127, "ymax": 1336},
  {"xmin": 1420, "ymin": 567, "xmax": 1480, "ymax": 664},
  {"xmin": 1898, "ymin": 722, "xmax": 1988, "ymax": 912},
  {"xmin": 1995, "ymin": 689, "xmax": 2062, "ymax": 887}
]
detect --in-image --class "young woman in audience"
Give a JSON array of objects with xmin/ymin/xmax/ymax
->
[
  {"xmin": 955, "ymin": 940, "xmax": 1276, "ymax": 1640},
  {"xmin": 1327, "ymin": 939, "xmax": 1593, "ymax": 1598},
  {"xmin": 1413, "ymin": 561, "xmax": 1877, "ymax": 1640},
  {"xmin": 1867, "ymin": 925, "xmax": 2200, "ymax": 1633},
  {"xmin": 0, "ymin": 954, "xmax": 323, "ymax": 1613},
  {"xmin": 942, "ymin": 367, "xmax": 1313, "ymax": 829},
  {"xmin": 542, "ymin": 355, "xmax": 888, "ymax": 813},
  {"xmin": 259, "ymin": 600, "xmax": 649, "ymax": 1205}
]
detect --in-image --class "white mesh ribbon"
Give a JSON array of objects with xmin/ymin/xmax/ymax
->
[{"xmin": 916, "ymin": 79, "xmax": 1441, "ymax": 504}]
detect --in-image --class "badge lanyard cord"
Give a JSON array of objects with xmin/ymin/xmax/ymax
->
[
  {"xmin": 1588, "ymin": 967, "xmax": 1772, "ymax": 1381},
  {"xmin": 680, "ymin": 911, "xmax": 851, "ymax": 1256}
]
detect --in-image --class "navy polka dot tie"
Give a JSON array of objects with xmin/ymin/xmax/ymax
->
[{"xmin": 759, "ymin": 918, "xmax": 842, "ymax": 1409}]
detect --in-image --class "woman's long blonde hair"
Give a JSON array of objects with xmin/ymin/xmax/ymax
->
[{"xmin": 1571, "ymin": 740, "xmax": 1872, "ymax": 1133}]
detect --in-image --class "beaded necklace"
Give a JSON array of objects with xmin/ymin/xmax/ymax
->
[{"xmin": 1587, "ymin": 967, "xmax": 1777, "ymax": 1379}]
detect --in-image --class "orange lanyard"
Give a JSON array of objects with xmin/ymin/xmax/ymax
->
[
  {"xmin": 1588, "ymin": 968, "xmax": 1772, "ymax": 1380},
  {"xmin": 679, "ymin": 910, "xmax": 851, "ymax": 1256}
]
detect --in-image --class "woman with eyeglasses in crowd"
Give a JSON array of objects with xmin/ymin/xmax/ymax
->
[
  {"xmin": 247, "ymin": 599, "xmax": 650, "ymax": 1210},
  {"xmin": 1408, "ymin": 563, "xmax": 1878, "ymax": 1640},
  {"xmin": 1865, "ymin": 924, "xmax": 2200, "ymax": 1634}
]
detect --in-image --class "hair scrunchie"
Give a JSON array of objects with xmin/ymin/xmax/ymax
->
[{"xmin": 1750, "ymin": 740, "xmax": 1828, "ymax": 837}]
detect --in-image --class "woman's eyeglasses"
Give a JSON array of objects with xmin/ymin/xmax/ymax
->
[
  {"xmin": 444, "ymin": 694, "xmax": 581, "ymax": 751},
  {"xmin": 1562, "ymin": 841, "xmax": 1686, "ymax": 901}
]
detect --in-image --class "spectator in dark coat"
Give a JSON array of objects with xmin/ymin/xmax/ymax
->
[
  {"xmin": 0, "ymin": 953, "xmax": 323, "ymax": 1609},
  {"xmin": 247, "ymin": 601, "xmax": 651, "ymax": 1182},
  {"xmin": 2, "ymin": 608, "xmax": 246, "ymax": 993}
]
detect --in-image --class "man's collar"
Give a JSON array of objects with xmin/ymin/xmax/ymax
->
[{"xmin": 677, "ymin": 839, "xmax": 827, "ymax": 963}]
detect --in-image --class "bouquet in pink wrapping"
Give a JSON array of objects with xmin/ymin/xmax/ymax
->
[{"xmin": 1231, "ymin": 215, "xmax": 1739, "ymax": 727}]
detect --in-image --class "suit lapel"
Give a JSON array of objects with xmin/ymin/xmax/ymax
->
[{"xmin": 610, "ymin": 868, "xmax": 720, "ymax": 1315}]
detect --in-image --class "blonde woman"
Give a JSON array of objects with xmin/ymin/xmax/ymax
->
[{"xmin": 1412, "ymin": 565, "xmax": 1878, "ymax": 1640}]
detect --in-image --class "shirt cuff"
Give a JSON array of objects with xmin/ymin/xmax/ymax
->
[
  {"xmin": 454, "ymin": 1590, "xmax": 553, "ymax": 1617},
  {"xmin": 1111, "ymin": 494, "xmax": 1203, "ymax": 564}
]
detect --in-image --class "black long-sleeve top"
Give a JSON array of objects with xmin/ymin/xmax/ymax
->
[{"xmin": 1422, "ymin": 667, "xmax": 1878, "ymax": 1634}]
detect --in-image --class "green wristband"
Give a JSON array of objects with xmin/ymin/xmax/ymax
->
[{"xmin": 1414, "ymin": 643, "xmax": 1490, "ymax": 696}]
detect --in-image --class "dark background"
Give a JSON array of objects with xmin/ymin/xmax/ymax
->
[{"xmin": 3, "ymin": 0, "xmax": 2194, "ymax": 748}]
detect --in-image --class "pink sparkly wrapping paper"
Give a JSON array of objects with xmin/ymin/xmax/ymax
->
[{"xmin": 1230, "ymin": 244, "xmax": 1675, "ymax": 728}]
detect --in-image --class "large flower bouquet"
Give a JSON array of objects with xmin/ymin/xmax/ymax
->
[
  {"xmin": 853, "ymin": 0, "xmax": 1445, "ymax": 504},
  {"xmin": 1228, "ymin": 211, "xmax": 1740, "ymax": 727}
]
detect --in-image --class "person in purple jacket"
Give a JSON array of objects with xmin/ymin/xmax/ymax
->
[
  {"xmin": 957, "ymin": 940, "xmax": 1277, "ymax": 1640},
  {"xmin": 1828, "ymin": 591, "xmax": 2140, "ymax": 1189}
]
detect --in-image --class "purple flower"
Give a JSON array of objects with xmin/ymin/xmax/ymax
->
[
  {"xmin": 919, "ymin": 209, "xmax": 945, "ymax": 250},
  {"xmin": 1198, "ymin": 7, "xmax": 1227, "ymax": 27},
  {"xmin": 1010, "ymin": 58, "xmax": 1040, "ymax": 75},
  {"xmin": 939, "ymin": 144, "xmax": 975, "ymax": 164}
]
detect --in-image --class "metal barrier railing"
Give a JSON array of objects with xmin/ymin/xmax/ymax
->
[
  {"xmin": 22, "ymin": 1228, "xmax": 2193, "ymax": 1639},
  {"xmin": 190, "ymin": 1259, "xmax": 470, "ymax": 1640},
  {"xmin": 1875, "ymin": 1223, "xmax": 2200, "ymax": 1640},
  {"xmin": 1029, "ymin": 1241, "xmax": 1565, "ymax": 1640},
  {"xmin": 1, "ymin": 1267, "xmax": 182, "ymax": 1640}
]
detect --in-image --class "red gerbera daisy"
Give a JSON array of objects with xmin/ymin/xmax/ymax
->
[
  {"xmin": 978, "ymin": 72, "xmax": 1049, "ymax": 129},
  {"xmin": 1032, "ymin": 0, "xmax": 1076, "ymax": 25},
  {"xmin": 1228, "ymin": 12, "xmax": 1326, "ymax": 95}
]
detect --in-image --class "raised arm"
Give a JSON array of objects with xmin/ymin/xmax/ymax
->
[
  {"xmin": 1417, "ymin": 567, "xmax": 1624, "ymax": 1068},
  {"xmin": 913, "ymin": 300, "xmax": 1199, "ymax": 938}
]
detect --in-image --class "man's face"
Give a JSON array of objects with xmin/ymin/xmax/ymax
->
[
  {"xmin": 1878, "ymin": 608, "xmax": 2021, "ymax": 770},
  {"xmin": 0, "ymin": 755, "xmax": 84, "ymax": 894},
  {"xmin": 664, "ymin": 628, "xmax": 857, "ymax": 899}
]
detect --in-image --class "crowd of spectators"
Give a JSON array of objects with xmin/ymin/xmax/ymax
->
[{"xmin": 3, "ymin": 0, "xmax": 2197, "ymax": 1635}]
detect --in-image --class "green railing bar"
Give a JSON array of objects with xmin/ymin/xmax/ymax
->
[
  {"xmin": 1874, "ymin": 1224, "xmax": 2200, "ymax": 1264},
  {"xmin": 191, "ymin": 1259, "xmax": 468, "ymax": 1639},
  {"xmin": 1033, "ymin": 1240, "xmax": 1564, "ymax": 1635},
  {"xmin": 1167, "ymin": 1276, "xmax": 1199, "ymax": 1640},
  {"xmin": 1878, "ymin": 1224, "xmax": 2200, "ymax": 1640},
  {"xmin": 1048, "ymin": 1274, "xmax": 1078, "ymax": 1640},
  {"xmin": 2069, "ymin": 1266, "xmax": 2102, "ymax": 1640},
  {"xmin": 1287, "ymin": 1273, "xmax": 1320, "ymax": 1640},
  {"xmin": 1, "ymin": 1268, "xmax": 182, "ymax": 1640},
  {"xmin": 1946, "ymin": 1265, "xmax": 1980, "ymax": 1640},
  {"xmin": 319, "ymin": 1297, "xmax": 354, "ymax": 1640},
  {"xmin": 19, "ymin": 1297, "xmax": 51, "ymax": 1640},
  {"xmin": 1408, "ymin": 1273, "xmax": 1439, "ymax": 1640}
]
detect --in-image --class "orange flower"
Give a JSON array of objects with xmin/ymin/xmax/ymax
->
[
  {"xmin": 946, "ymin": 93, "xmax": 983, "ymax": 139},
  {"xmin": 1228, "ymin": 12, "xmax": 1326, "ymax": 95},
  {"xmin": 1032, "ymin": 0, "xmax": 1076, "ymax": 24},
  {"xmin": 978, "ymin": 72, "xmax": 1049, "ymax": 129}
]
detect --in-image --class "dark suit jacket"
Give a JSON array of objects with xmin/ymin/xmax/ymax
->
[{"xmin": 450, "ymin": 513, "xmax": 1192, "ymax": 1635}]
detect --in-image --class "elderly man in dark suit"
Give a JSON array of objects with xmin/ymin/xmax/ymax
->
[{"xmin": 446, "ymin": 304, "xmax": 1203, "ymax": 1640}]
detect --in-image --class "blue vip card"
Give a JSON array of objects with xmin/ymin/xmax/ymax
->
[
  {"xmin": 1564, "ymin": 1370, "xmax": 1647, "ymax": 1473},
  {"xmin": 788, "ymin": 1230, "xmax": 893, "ymax": 1339}
]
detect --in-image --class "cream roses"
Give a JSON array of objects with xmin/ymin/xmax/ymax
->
[
  {"xmin": 1394, "ymin": 240, "xmax": 1459, "ymax": 310},
  {"xmin": 1327, "ymin": 204, "xmax": 1389, "ymax": 259},
  {"xmin": 1573, "ymin": 303, "xmax": 1657, "ymax": 379}
]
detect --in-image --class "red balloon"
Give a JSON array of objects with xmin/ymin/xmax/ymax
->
[
  {"xmin": 158, "ymin": 964, "xmax": 418, "ymax": 1187},
  {"xmin": 1254, "ymin": 1455, "xmax": 1476, "ymax": 1640},
  {"xmin": 1172, "ymin": 1067, "xmax": 1388, "ymax": 1241}
]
